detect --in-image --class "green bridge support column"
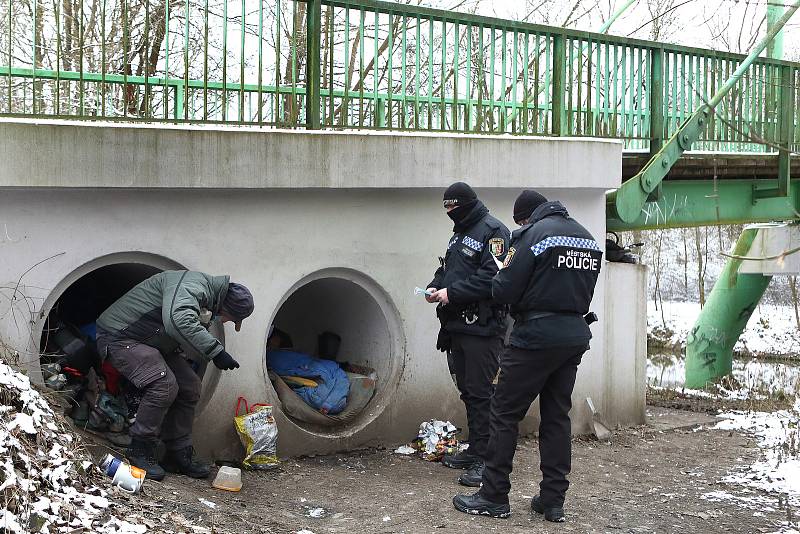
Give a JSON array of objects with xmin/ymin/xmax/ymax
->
[{"xmin": 685, "ymin": 228, "xmax": 772, "ymax": 388}]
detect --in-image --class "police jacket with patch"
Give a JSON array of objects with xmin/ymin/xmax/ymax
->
[
  {"xmin": 429, "ymin": 202, "xmax": 511, "ymax": 337},
  {"xmin": 492, "ymin": 201, "xmax": 602, "ymax": 350}
]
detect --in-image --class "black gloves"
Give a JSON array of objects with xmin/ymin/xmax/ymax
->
[
  {"xmin": 436, "ymin": 328, "xmax": 452, "ymax": 352},
  {"xmin": 213, "ymin": 350, "xmax": 240, "ymax": 370}
]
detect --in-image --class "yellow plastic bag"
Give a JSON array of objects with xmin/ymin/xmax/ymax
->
[{"xmin": 234, "ymin": 397, "xmax": 279, "ymax": 470}]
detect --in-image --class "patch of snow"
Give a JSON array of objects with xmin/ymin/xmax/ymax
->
[
  {"xmin": 0, "ymin": 359, "xmax": 201, "ymax": 533},
  {"xmin": 713, "ymin": 399, "xmax": 800, "ymax": 509},
  {"xmin": 648, "ymin": 300, "xmax": 800, "ymax": 358}
]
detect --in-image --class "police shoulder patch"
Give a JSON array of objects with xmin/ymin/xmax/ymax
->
[
  {"xmin": 489, "ymin": 237, "xmax": 505, "ymax": 257},
  {"xmin": 502, "ymin": 247, "xmax": 516, "ymax": 268}
]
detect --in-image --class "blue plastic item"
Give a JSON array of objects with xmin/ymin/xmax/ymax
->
[{"xmin": 266, "ymin": 350, "xmax": 350, "ymax": 414}]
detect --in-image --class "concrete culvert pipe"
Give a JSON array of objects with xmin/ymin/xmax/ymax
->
[
  {"xmin": 38, "ymin": 256, "xmax": 224, "ymax": 413},
  {"xmin": 265, "ymin": 271, "xmax": 403, "ymax": 435}
]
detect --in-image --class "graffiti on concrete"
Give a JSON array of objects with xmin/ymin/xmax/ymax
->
[{"xmin": 640, "ymin": 194, "xmax": 690, "ymax": 227}]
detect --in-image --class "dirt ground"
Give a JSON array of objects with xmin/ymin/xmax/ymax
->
[{"xmin": 103, "ymin": 406, "xmax": 796, "ymax": 534}]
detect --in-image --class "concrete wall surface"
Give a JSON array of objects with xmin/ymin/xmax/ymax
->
[
  {"xmin": 0, "ymin": 121, "xmax": 637, "ymax": 459},
  {"xmin": 603, "ymin": 263, "xmax": 649, "ymax": 428}
]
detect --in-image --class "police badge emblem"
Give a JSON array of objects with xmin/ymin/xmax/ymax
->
[
  {"xmin": 503, "ymin": 247, "xmax": 516, "ymax": 267},
  {"xmin": 489, "ymin": 237, "xmax": 505, "ymax": 257}
]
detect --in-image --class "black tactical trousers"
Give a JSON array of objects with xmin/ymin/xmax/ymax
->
[
  {"xmin": 449, "ymin": 332, "xmax": 502, "ymax": 461},
  {"xmin": 98, "ymin": 337, "xmax": 202, "ymax": 451},
  {"xmin": 480, "ymin": 344, "xmax": 585, "ymax": 506}
]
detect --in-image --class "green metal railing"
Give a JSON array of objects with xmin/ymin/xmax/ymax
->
[{"xmin": 1, "ymin": 0, "xmax": 798, "ymax": 153}]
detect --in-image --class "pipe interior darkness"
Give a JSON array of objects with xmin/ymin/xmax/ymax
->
[
  {"xmin": 270, "ymin": 277, "xmax": 392, "ymax": 395},
  {"xmin": 39, "ymin": 262, "xmax": 223, "ymax": 411}
]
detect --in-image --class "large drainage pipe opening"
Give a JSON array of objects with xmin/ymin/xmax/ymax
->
[
  {"xmin": 266, "ymin": 275, "xmax": 399, "ymax": 433},
  {"xmin": 40, "ymin": 263, "xmax": 162, "ymax": 370},
  {"xmin": 39, "ymin": 259, "xmax": 223, "ymax": 441}
]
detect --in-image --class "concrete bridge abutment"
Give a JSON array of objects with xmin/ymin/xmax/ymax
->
[{"xmin": 0, "ymin": 119, "xmax": 645, "ymax": 459}]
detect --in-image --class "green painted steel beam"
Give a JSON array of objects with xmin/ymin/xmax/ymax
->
[
  {"xmin": 685, "ymin": 228, "xmax": 772, "ymax": 389},
  {"xmin": 608, "ymin": 1, "xmax": 800, "ymax": 224},
  {"xmin": 606, "ymin": 179, "xmax": 800, "ymax": 231}
]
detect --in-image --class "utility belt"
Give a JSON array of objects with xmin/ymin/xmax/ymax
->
[
  {"xmin": 514, "ymin": 310, "xmax": 598, "ymax": 325},
  {"xmin": 439, "ymin": 301, "xmax": 507, "ymax": 326}
]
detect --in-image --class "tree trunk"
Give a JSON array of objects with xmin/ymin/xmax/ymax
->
[{"xmin": 694, "ymin": 227, "xmax": 706, "ymax": 308}]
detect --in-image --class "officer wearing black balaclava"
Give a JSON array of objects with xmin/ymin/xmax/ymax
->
[
  {"xmin": 425, "ymin": 182, "xmax": 510, "ymax": 487},
  {"xmin": 453, "ymin": 190, "xmax": 602, "ymax": 522}
]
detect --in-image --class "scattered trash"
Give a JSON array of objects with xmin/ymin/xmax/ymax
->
[
  {"xmin": 212, "ymin": 465, "xmax": 243, "ymax": 492},
  {"xmin": 100, "ymin": 453, "xmax": 146, "ymax": 494},
  {"xmin": 198, "ymin": 498, "xmax": 217, "ymax": 509},
  {"xmin": 394, "ymin": 445, "xmax": 417, "ymax": 455},
  {"xmin": 411, "ymin": 420, "xmax": 460, "ymax": 461},
  {"xmin": 382, "ymin": 515, "xmax": 391, "ymax": 522},
  {"xmin": 586, "ymin": 397, "xmax": 612, "ymax": 441},
  {"xmin": 234, "ymin": 397, "xmax": 279, "ymax": 469},
  {"xmin": 305, "ymin": 507, "xmax": 326, "ymax": 518},
  {"xmin": 296, "ymin": 530, "xmax": 316, "ymax": 534}
]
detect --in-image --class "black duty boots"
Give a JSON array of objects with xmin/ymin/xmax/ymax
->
[
  {"xmin": 531, "ymin": 495, "xmax": 566, "ymax": 522},
  {"xmin": 161, "ymin": 446, "xmax": 212, "ymax": 479},
  {"xmin": 452, "ymin": 492, "xmax": 511, "ymax": 518},
  {"xmin": 126, "ymin": 438, "xmax": 166, "ymax": 481},
  {"xmin": 442, "ymin": 449, "xmax": 480, "ymax": 469},
  {"xmin": 458, "ymin": 461, "xmax": 484, "ymax": 487}
]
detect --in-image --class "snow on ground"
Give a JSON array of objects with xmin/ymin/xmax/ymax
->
[
  {"xmin": 710, "ymin": 399, "xmax": 800, "ymax": 520},
  {"xmin": 648, "ymin": 300, "xmax": 800, "ymax": 357},
  {"xmin": 0, "ymin": 358, "xmax": 156, "ymax": 533}
]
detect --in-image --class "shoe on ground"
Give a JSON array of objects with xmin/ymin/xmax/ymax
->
[
  {"xmin": 458, "ymin": 461, "xmax": 484, "ymax": 487},
  {"xmin": 442, "ymin": 449, "xmax": 480, "ymax": 469},
  {"xmin": 452, "ymin": 492, "xmax": 510, "ymax": 518},
  {"xmin": 161, "ymin": 446, "xmax": 212, "ymax": 479},
  {"xmin": 531, "ymin": 495, "xmax": 566, "ymax": 522},
  {"xmin": 126, "ymin": 438, "xmax": 166, "ymax": 481}
]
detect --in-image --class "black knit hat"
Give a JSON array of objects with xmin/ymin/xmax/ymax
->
[
  {"xmin": 443, "ymin": 181, "xmax": 477, "ymax": 208},
  {"xmin": 513, "ymin": 190, "xmax": 548, "ymax": 224},
  {"xmin": 222, "ymin": 282, "xmax": 255, "ymax": 331}
]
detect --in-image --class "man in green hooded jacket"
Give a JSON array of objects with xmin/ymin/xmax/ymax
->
[{"xmin": 96, "ymin": 270, "xmax": 254, "ymax": 480}]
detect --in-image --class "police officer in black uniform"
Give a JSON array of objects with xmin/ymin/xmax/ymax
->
[
  {"xmin": 453, "ymin": 190, "xmax": 602, "ymax": 521},
  {"xmin": 426, "ymin": 182, "xmax": 510, "ymax": 487}
]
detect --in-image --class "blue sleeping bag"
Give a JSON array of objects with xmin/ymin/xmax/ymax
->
[{"xmin": 267, "ymin": 350, "xmax": 350, "ymax": 415}]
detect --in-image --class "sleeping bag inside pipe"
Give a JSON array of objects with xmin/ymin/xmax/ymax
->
[{"xmin": 266, "ymin": 349, "xmax": 350, "ymax": 415}]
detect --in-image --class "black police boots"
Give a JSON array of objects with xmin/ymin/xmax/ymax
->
[
  {"xmin": 442, "ymin": 449, "xmax": 480, "ymax": 469},
  {"xmin": 161, "ymin": 446, "xmax": 212, "ymax": 479},
  {"xmin": 531, "ymin": 495, "xmax": 566, "ymax": 522},
  {"xmin": 126, "ymin": 438, "xmax": 166, "ymax": 481},
  {"xmin": 458, "ymin": 461, "xmax": 484, "ymax": 487},
  {"xmin": 452, "ymin": 492, "xmax": 511, "ymax": 518}
]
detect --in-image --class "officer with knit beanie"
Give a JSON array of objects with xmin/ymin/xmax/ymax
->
[
  {"xmin": 426, "ymin": 182, "xmax": 511, "ymax": 487},
  {"xmin": 453, "ymin": 190, "xmax": 602, "ymax": 522}
]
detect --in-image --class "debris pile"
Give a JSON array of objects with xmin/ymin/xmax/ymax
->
[
  {"xmin": 0, "ymin": 358, "xmax": 144, "ymax": 533},
  {"xmin": 397, "ymin": 420, "xmax": 460, "ymax": 461}
]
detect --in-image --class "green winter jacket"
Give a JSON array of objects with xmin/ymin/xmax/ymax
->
[{"xmin": 96, "ymin": 270, "xmax": 229, "ymax": 361}]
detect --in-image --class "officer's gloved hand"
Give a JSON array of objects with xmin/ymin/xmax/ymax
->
[{"xmin": 213, "ymin": 350, "xmax": 240, "ymax": 370}]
